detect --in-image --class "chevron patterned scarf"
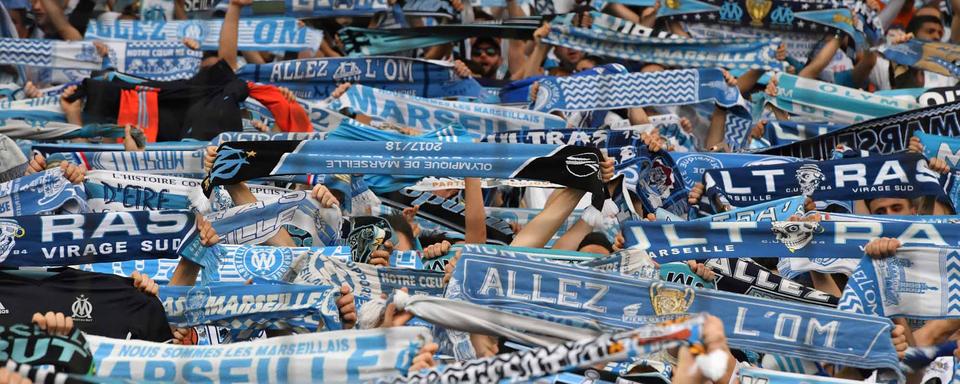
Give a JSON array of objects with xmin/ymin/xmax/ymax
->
[
  {"xmin": 532, "ymin": 69, "xmax": 754, "ymax": 150},
  {"xmin": 0, "ymin": 38, "xmax": 102, "ymax": 69},
  {"xmin": 543, "ymin": 20, "xmax": 783, "ymax": 71}
]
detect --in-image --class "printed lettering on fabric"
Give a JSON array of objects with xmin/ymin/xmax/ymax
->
[
  {"xmin": 0, "ymin": 324, "xmax": 92, "ymax": 374},
  {"xmin": 0, "ymin": 210, "xmax": 201, "ymax": 266},
  {"xmin": 159, "ymin": 283, "xmax": 342, "ymax": 335},
  {"xmin": 703, "ymin": 153, "xmax": 944, "ymax": 206},
  {"xmin": 85, "ymin": 18, "xmax": 323, "ymax": 51},
  {"xmin": 86, "ymin": 327, "xmax": 430, "ymax": 383},
  {"xmin": 707, "ymin": 258, "xmax": 838, "ymax": 307},
  {"xmin": 447, "ymin": 248, "xmax": 900, "ymax": 371},
  {"xmin": 237, "ymin": 57, "xmax": 481, "ymax": 99},
  {"xmin": 62, "ymin": 150, "xmax": 205, "ymax": 177},
  {"xmin": 77, "ymin": 245, "xmax": 350, "ymax": 284},
  {"xmin": 761, "ymin": 100, "xmax": 960, "ymax": 160},
  {"xmin": 623, "ymin": 220, "xmax": 960, "ymax": 262},
  {"xmin": 694, "ymin": 196, "xmax": 805, "ymax": 222},
  {"xmin": 671, "ymin": 152, "xmax": 806, "ymax": 191},
  {"xmin": 0, "ymin": 168, "xmax": 86, "ymax": 217},
  {"xmin": 335, "ymin": 85, "xmax": 566, "ymax": 135},
  {"xmin": 916, "ymin": 131, "xmax": 960, "ymax": 170},
  {"xmin": 840, "ymin": 247, "xmax": 960, "ymax": 320},
  {"xmin": 287, "ymin": 251, "xmax": 444, "ymax": 309}
]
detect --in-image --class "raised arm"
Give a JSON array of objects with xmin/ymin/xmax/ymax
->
[
  {"xmin": 38, "ymin": 0, "xmax": 82, "ymax": 40},
  {"xmin": 219, "ymin": 0, "xmax": 252, "ymax": 70},
  {"xmin": 463, "ymin": 177, "xmax": 487, "ymax": 244}
]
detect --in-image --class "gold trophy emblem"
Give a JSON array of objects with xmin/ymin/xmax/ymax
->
[
  {"xmin": 745, "ymin": 0, "xmax": 773, "ymax": 26},
  {"xmin": 665, "ymin": 0, "xmax": 680, "ymax": 9},
  {"xmin": 650, "ymin": 282, "xmax": 695, "ymax": 316}
]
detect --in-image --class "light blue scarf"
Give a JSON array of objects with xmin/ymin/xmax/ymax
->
[
  {"xmin": 531, "ymin": 69, "xmax": 755, "ymax": 150},
  {"xmin": 334, "ymin": 84, "xmax": 566, "ymax": 135},
  {"xmin": 85, "ymin": 18, "xmax": 323, "ymax": 52},
  {"xmin": 0, "ymin": 168, "xmax": 87, "ymax": 216},
  {"xmin": 840, "ymin": 246, "xmax": 960, "ymax": 320},
  {"xmin": 86, "ymin": 327, "xmax": 428, "ymax": 382},
  {"xmin": 759, "ymin": 73, "xmax": 920, "ymax": 124},
  {"xmin": 448, "ymin": 245, "xmax": 900, "ymax": 371},
  {"xmin": 0, "ymin": 38, "xmax": 103, "ymax": 69},
  {"xmin": 543, "ymin": 20, "xmax": 782, "ymax": 71}
]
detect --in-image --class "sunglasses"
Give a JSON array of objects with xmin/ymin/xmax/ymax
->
[{"xmin": 471, "ymin": 47, "xmax": 499, "ymax": 57}]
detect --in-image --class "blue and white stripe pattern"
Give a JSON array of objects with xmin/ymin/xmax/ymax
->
[
  {"xmin": 85, "ymin": 18, "xmax": 323, "ymax": 52},
  {"xmin": 0, "ymin": 38, "xmax": 103, "ymax": 69}
]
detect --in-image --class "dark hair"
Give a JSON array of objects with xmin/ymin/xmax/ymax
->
[
  {"xmin": 577, "ymin": 232, "xmax": 614, "ymax": 253},
  {"xmin": 384, "ymin": 213, "xmax": 416, "ymax": 246},
  {"xmin": 418, "ymin": 231, "xmax": 456, "ymax": 248},
  {"xmin": 906, "ymin": 15, "xmax": 943, "ymax": 34}
]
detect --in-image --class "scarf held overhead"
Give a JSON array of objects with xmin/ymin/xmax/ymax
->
[
  {"xmin": 203, "ymin": 140, "xmax": 613, "ymax": 220},
  {"xmin": 703, "ymin": 153, "xmax": 945, "ymax": 207},
  {"xmin": 0, "ymin": 210, "xmax": 212, "ymax": 267},
  {"xmin": 447, "ymin": 246, "xmax": 899, "ymax": 371},
  {"xmin": 85, "ymin": 18, "xmax": 323, "ymax": 52},
  {"xmin": 237, "ymin": 57, "xmax": 482, "ymax": 99},
  {"xmin": 86, "ymin": 327, "xmax": 429, "ymax": 383},
  {"xmin": 623, "ymin": 219, "xmax": 960, "ymax": 262},
  {"xmin": 760, "ymin": 99, "xmax": 960, "ymax": 160},
  {"xmin": 543, "ymin": 22, "xmax": 782, "ymax": 71}
]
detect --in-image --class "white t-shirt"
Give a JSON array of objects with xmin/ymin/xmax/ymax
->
[
  {"xmin": 869, "ymin": 56, "xmax": 959, "ymax": 90},
  {"xmin": 818, "ymin": 50, "xmax": 854, "ymax": 84}
]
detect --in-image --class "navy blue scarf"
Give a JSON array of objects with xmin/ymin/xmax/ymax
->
[
  {"xmin": 0, "ymin": 210, "xmax": 214, "ymax": 267},
  {"xmin": 236, "ymin": 57, "xmax": 482, "ymax": 99},
  {"xmin": 704, "ymin": 153, "xmax": 946, "ymax": 208},
  {"xmin": 623, "ymin": 219, "xmax": 960, "ymax": 262}
]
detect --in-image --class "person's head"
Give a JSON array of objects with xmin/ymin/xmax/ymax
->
[
  {"xmin": 866, "ymin": 198, "xmax": 917, "ymax": 215},
  {"xmin": 915, "ymin": 6, "xmax": 944, "ymax": 21},
  {"xmin": 907, "ymin": 15, "xmax": 944, "ymax": 41},
  {"xmin": 384, "ymin": 213, "xmax": 416, "ymax": 251},
  {"xmin": 554, "ymin": 46, "xmax": 584, "ymax": 66},
  {"xmin": 31, "ymin": 0, "xmax": 51, "ymax": 30},
  {"xmin": 578, "ymin": 232, "xmax": 614, "ymax": 255},
  {"xmin": 575, "ymin": 56, "xmax": 603, "ymax": 72},
  {"xmin": 470, "ymin": 37, "xmax": 502, "ymax": 77}
]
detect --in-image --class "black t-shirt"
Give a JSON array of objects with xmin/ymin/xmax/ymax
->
[
  {"xmin": 80, "ymin": 59, "xmax": 248, "ymax": 142},
  {"xmin": 0, "ymin": 268, "xmax": 173, "ymax": 342}
]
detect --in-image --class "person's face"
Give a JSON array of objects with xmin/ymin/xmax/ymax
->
[
  {"xmin": 31, "ymin": 0, "xmax": 48, "ymax": 26},
  {"xmin": 578, "ymin": 244, "xmax": 611, "ymax": 256},
  {"xmin": 393, "ymin": 231, "xmax": 414, "ymax": 252},
  {"xmin": 916, "ymin": 21, "xmax": 944, "ymax": 41},
  {"xmin": 575, "ymin": 59, "xmax": 595, "ymax": 73},
  {"xmin": 470, "ymin": 44, "xmax": 501, "ymax": 74},
  {"xmin": 556, "ymin": 46, "xmax": 583, "ymax": 64},
  {"xmin": 868, "ymin": 198, "xmax": 916, "ymax": 215}
]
